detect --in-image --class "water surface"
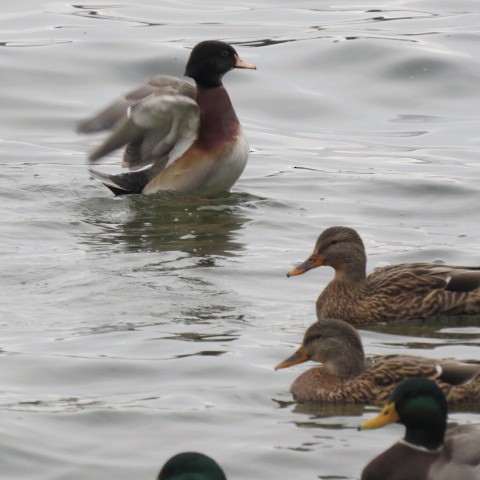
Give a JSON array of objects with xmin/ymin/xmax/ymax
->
[{"xmin": 1, "ymin": 1, "xmax": 480, "ymax": 479}]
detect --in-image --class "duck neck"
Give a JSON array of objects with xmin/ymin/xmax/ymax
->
[
  {"xmin": 333, "ymin": 262, "xmax": 367, "ymax": 284},
  {"xmin": 192, "ymin": 69, "xmax": 225, "ymax": 89},
  {"xmin": 195, "ymin": 86, "xmax": 239, "ymax": 148},
  {"xmin": 325, "ymin": 341, "xmax": 365, "ymax": 378},
  {"xmin": 403, "ymin": 409, "xmax": 446, "ymax": 450},
  {"xmin": 326, "ymin": 355, "xmax": 365, "ymax": 378}
]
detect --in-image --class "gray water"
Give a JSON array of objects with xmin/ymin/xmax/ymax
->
[{"xmin": 1, "ymin": 1, "xmax": 480, "ymax": 478}]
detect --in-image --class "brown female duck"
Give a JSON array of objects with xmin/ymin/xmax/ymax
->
[
  {"xmin": 288, "ymin": 226, "xmax": 480, "ymax": 324},
  {"xmin": 275, "ymin": 319, "xmax": 480, "ymax": 404}
]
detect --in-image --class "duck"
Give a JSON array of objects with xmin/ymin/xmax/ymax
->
[
  {"xmin": 157, "ymin": 452, "xmax": 226, "ymax": 480},
  {"xmin": 359, "ymin": 377, "xmax": 480, "ymax": 480},
  {"xmin": 287, "ymin": 226, "xmax": 480, "ymax": 324},
  {"xmin": 77, "ymin": 40, "xmax": 256, "ymax": 196},
  {"xmin": 275, "ymin": 319, "xmax": 480, "ymax": 404}
]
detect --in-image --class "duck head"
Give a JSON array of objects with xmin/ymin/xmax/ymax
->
[
  {"xmin": 275, "ymin": 319, "xmax": 365, "ymax": 378},
  {"xmin": 185, "ymin": 40, "xmax": 256, "ymax": 88},
  {"xmin": 359, "ymin": 377, "xmax": 448, "ymax": 450},
  {"xmin": 157, "ymin": 452, "xmax": 227, "ymax": 480},
  {"xmin": 287, "ymin": 226, "xmax": 367, "ymax": 281}
]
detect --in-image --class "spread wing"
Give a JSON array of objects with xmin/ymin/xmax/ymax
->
[
  {"xmin": 77, "ymin": 76, "xmax": 199, "ymax": 172},
  {"xmin": 87, "ymin": 95, "xmax": 200, "ymax": 171},
  {"xmin": 77, "ymin": 75, "xmax": 196, "ymax": 133}
]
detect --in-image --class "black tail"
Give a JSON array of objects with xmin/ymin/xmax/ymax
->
[{"xmin": 89, "ymin": 168, "xmax": 150, "ymax": 196}]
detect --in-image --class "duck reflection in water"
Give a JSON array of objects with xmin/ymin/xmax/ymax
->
[{"xmin": 78, "ymin": 191, "xmax": 252, "ymax": 259}]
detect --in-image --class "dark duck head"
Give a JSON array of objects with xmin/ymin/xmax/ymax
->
[
  {"xmin": 185, "ymin": 40, "xmax": 256, "ymax": 88},
  {"xmin": 157, "ymin": 452, "xmax": 227, "ymax": 480},
  {"xmin": 360, "ymin": 377, "xmax": 448, "ymax": 451}
]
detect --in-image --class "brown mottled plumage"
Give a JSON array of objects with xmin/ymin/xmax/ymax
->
[
  {"xmin": 288, "ymin": 226, "xmax": 480, "ymax": 325},
  {"xmin": 275, "ymin": 319, "xmax": 480, "ymax": 404}
]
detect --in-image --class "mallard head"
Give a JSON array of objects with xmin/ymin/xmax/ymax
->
[
  {"xmin": 359, "ymin": 377, "xmax": 448, "ymax": 450},
  {"xmin": 157, "ymin": 452, "xmax": 227, "ymax": 480},
  {"xmin": 184, "ymin": 40, "xmax": 256, "ymax": 88}
]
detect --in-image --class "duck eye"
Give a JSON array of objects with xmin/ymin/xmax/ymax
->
[
  {"xmin": 309, "ymin": 333, "xmax": 322, "ymax": 342},
  {"xmin": 221, "ymin": 50, "xmax": 229, "ymax": 57},
  {"xmin": 330, "ymin": 240, "xmax": 338, "ymax": 246}
]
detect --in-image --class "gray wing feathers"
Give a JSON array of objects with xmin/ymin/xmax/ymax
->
[
  {"xmin": 428, "ymin": 424, "xmax": 480, "ymax": 480},
  {"xmin": 88, "ymin": 116, "xmax": 145, "ymax": 162},
  {"xmin": 438, "ymin": 360, "xmax": 480, "ymax": 386},
  {"xmin": 76, "ymin": 75, "xmax": 196, "ymax": 134},
  {"xmin": 87, "ymin": 94, "xmax": 199, "ymax": 172},
  {"xmin": 445, "ymin": 269, "xmax": 480, "ymax": 292},
  {"xmin": 78, "ymin": 75, "xmax": 200, "ymax": 174},
  {"xmin": 77, "ymin": 98, "xmax": 133, "ymax": 133}
]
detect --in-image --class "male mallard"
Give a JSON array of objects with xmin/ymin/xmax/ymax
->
[
  {"xmin": 288, "ymin": 226, "xmax": 480, "ymax": 324},
  {"xmin": 157, "ymin": 452, "xmax": 226, "ymax": 480},
  {"xmin": 359, "ymin": 377, "xmax": 480, "ymax": 480},
  {"xmin": 78, "ymin": 41, "xmax": 256, "ymax": 196},
  {"xmin": 275, "ymin": 319, "xmax": 480, "ymax": 403}
]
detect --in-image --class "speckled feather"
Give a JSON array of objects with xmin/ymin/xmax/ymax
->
[
  {"xmin": 289, "ymin": 226, "xmax": 480, "ymax": 325},
  {"xmin": 291, "ymin": 355, "xmax": 480, "ymax": 404},
  {"xmin": 317, "ymin": 263, "xmax": 480, "ymax": 324},
  {"xmin": 277, "ymin": 319, "xmax": 480, "ymax": 405}
]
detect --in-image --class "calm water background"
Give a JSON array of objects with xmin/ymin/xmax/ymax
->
[{"xmin": 1, "ymin": 1, "xmax": 480, "ymax": 478}]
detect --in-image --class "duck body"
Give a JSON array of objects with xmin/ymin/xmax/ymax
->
[
  {"xmin": 289, "ymin": 354, "xmax": 480, "ymax": 404},
  {"xmin": 427, "ymin": 423, "xmax": 480, "ymax": 480},
  {"xmin": 317, "ymin": 262, "xmax": 480, "ymax": 324},
  {"xmin": 360, "ymin": 378, "xmax": 480, "ymax": 480},
  {"xmin": 140, "ymin": 85, "xmax": 250, "ymax": 196},
  {"xmin": 362, "ymin": 425, "xmax": 480, "ymax": 480},
  {"xmin": 77, "ymin": 41, "xmax": 255, "ymax": 196},
  {"xmin": 275, "ymin": 319, "xmax": 480, "ymax": 404},
  {"xmin": 361, "ymin": 441, "xmax": 440, "ymax": 480},
  {"xmin": 288, "ymin": 227, "xmax": 480, "ymax": 325}
]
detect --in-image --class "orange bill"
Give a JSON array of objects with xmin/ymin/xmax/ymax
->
[
  {"xmin": 234, "ymin": 54, "xmax": 256, "ymax": 70},
  {"xmin": 287, "ymin": 253, "xmax": 325, "ymax": 277},
  {"xmin": 275, "ymin": 345, "xmax": 310, "ymax": 370},
  {"xmin": 358, "ymin": 402, "xmax": 400, "ymax": 430}
]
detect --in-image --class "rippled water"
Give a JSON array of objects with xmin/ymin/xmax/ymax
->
[{"xmin": 2, "ymin": 1, "xmax": 480, "ymax": 479}]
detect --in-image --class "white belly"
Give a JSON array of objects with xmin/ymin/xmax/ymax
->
[
  {"xmin": 142, "ymin": 129, "xmax": 250, "ymax": 196},
  {"xmin": 195, "ymin": 129, "xmax": 250, "ymax": 196}
]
